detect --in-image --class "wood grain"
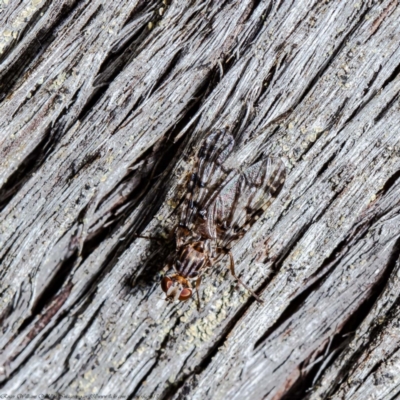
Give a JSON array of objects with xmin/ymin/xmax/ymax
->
[{"xmin": 1, "ymin": 1, "xmax": 400, "ymax": 399}]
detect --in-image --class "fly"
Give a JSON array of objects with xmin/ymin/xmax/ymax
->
[{"xmin": 157, "ymin": 129, "xmax": 286, "ymax": 308}]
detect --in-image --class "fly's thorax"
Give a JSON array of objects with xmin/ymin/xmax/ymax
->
[{"xmin": 174, "ymin": 241, "xmax": 209, "ymax": 279}]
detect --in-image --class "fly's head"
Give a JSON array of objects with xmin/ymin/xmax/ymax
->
[{"xmin": 161, "ymin": 275, "xmax": 193, "ymax": 302}]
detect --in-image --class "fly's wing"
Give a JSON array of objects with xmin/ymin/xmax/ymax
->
[
  {"xmin": 208, "ymin": 156, "xmax": 286, "ymax": 249},
  {"xmin": 180, "ymin": 129, "xmax": 234, "ymax": 232}
]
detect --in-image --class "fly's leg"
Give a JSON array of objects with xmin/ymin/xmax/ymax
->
[
  {"xmin": 228, "ymin": 251, "xmax": 263, "ymax": 303},
  {"xmin": 195, "ymin": 275, "xmax": 202, "ymax": 310},
  {"xmin": 195, "ymin": 254, "xmax": 213, "ymax": 310}
]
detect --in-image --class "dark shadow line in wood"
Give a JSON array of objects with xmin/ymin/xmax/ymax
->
[
  {"xmin": 290, "ymin": 3, "xmax": 374, "ymax": 119},
  {"xmin": 252, "ymin": 224, "xmax": 400, "ymax": 400},
  {"xmin": 336, "ymin": 51, "xmax": 400, "ymax": 129},
  {"xmin": 0, "ymin": 280, "xmax": 75, "ymax": 387},
  {"xmin": 0, "ymin": 125, "xmax": 53, "ymax": 211},
  {"xmin": 388, "ymin": 388, "xmax": 400, "ymax": 400},
  {"xmin": 127, "ymin": 314, "xmax": 184, "ymax": 400},
  {"xmin": 50, "ymin": 133, "xmax": 189, "ymax": 313},
  {"xmin": 254, "ymin": 176, "xmax": 399, "ymax": 352},
  {"xmin": 83, "ymin": 3, "xmax": 160, "ymax": 113},
  {"xmin": 0, "ymin": 293, "xmax": 101, "ymax": 389},
  {"xmin": 296, "ymin": 173, "xmax": 396, "ymax": 300},
  {"xmin": 374, "ymin": 90, "xmax": 400, "ymax": 123},
  {"xmin": 243, "ymin": 0, "xmax": 274, "ymax": 51},
  {"xmin": 69, "ymin": 4, "xmax": 152, "ymax": 117},
  {"xmin": 291, "ymin": 242, "xmax": 400, "ymax": 399},
  {"xmin": 254, "ymin": 260, "xmax": 336, "ymax": 351},
  {"xmin": 0, "ymin": 1, "xmax": 170, "ymax": 212},
  {"xmin": 284, "ymin": 337, "xmax": 350, "ymax": 399},
  {"xmin": 82, "ymin": 139, "xmax": 175, "ymax": 245},
  {"xmin": 312, "ymin": 138, "xmax": 348, "ymax": 185},
  {"xmin": 156, "ymin": 294, "xmax": 260, "ymax": 400},
  {"xmin": 0, "ymin": 0, "xmax": 81, "ymax": 101},
  {"xmin": 263, "ymin": 174, "xmax": 347, "ymax": 270},
  {"xmin": 60, "ymin": 299, "xmax": 106, "ymax": 387},
  {"xmin": 0, "ymin": 50, "xmax": 211, "ymax": 327},
  {"xmin": 0, "ymin": 0, "xmax": 53, "ymax": 65},
  {"xmin": 1, "ymin": 79, "xmax": 208, "ymax": 350},
  {"xmin": 309, "ymin": 246, "xmax": 400, "ymax": 399},
  {"xmin": 0, "ymin": 285, "xmax": 109, "ymax": 388},
  {"xmin": 121, "ymin": 0, "xmax": 156, "ymax": 30},
  {"xmin": 381, "ymin": 57, "xmax": 400, "ymax": 90},
  {"xmin": 253, "ymin": 63, "xmax": 278, "ymax": 111},
  {"xmin": 155, "ymin": 218, "xmax": 326, "ymax": 398},
  {"xmin": 15, "ymin": 257, "xmax": 77, "ymax": 343},
  {"xmin": 355, "ymin": 343, "xmax": 400, "ymax": 396},
  {"xmin": 369, "ymin": 0, "xmax": 399, "ymax": 38},
  {"xmin": 377, "ymin": 169, "xmax": 400, "ymax": 198}
]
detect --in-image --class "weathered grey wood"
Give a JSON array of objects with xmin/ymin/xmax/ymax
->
[
  {"xmin": 1, "ymin": 0, "xmax": 400, "ymax": 399},
  {"xmin": 308, "ymin": 257, "xmax": 400, "ymax": 400}
]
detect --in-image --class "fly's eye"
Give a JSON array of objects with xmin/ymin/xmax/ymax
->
[
  {"xmin": 161, "ymin": 277, "xmax": 173, "ymax": 293},
  {"xmin": 179, "ymin": 288, "xmax": 192, "ymax": 301}
]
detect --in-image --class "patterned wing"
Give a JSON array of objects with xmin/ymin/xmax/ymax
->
[
  {"xmin": 206, "ymin": 156, "xmax": 286, "ymax": 249},
  {"xmin": 180, "ymin": 129, "xmax": 234, "ymax": 232}
]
